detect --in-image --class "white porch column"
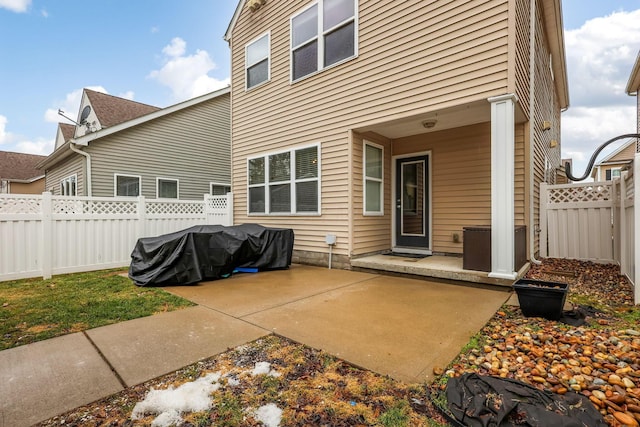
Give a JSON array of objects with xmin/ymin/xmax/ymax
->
[{"xmin": 488, "ymin": 94, "xmax": 518, "ymax": 280}]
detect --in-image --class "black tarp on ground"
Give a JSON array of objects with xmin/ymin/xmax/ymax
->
[
  {"xmin": 129, "ymin": 223, "xmax": 294, "ymax": 286},
  {"xmin": 446, "ymin": 373, "xmax": 607, "ymax": 427}
]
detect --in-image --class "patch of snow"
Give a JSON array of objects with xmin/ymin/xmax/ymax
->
[
  {"xmin": 253, "ymin": 403, "xmax": 282, "ymax": 427},
  {"xmin": 150, "ymin": 410, "xmax": 182, "ymax": 427},
  {"xmin": 227, "ymin": 376, "xmax": 240, "ymax": 386},
  {"xmin": 131, "ymin": 372, "xmax": 222, "ymax": 424},
  {"xmin": 251, "ymin": 361, "xmax": 281, "ymax": 377}
]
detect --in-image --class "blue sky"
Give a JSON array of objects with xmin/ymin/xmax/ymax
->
[{"xmin": 0, "ymin": 0, "xmax": 639, "ymax": 179}]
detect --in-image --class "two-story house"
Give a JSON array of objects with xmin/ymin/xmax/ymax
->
[
  {"xmin": 224, "ymin": 0, "xmax": 569, "ymax": 283},
  {"xmin": 39, "ymin": 87, "xmax": 231, "ymax": 199}
]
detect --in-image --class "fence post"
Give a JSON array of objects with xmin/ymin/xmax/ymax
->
[
  {"xmin": 227, "ymin": 192, "xmax": 234, "ymax": 226},
  {"xmin": 634, "ymin": 153, "xmax": 640, "ymax": 304},
  {"xmin": 138, "ymin": 196, "xmax": 147, "ymax": 238},
  {"xmin": 41, "ymin": 192, "xmax": 53, "ymax": 280},
  {"xmin": 619, "ymin": 174, "xmax": 627, "ymax": 275},
  {"xmin": 203, "ymin": 193, "xmax": 211, "ymax": 224},
  {"xmin": 539, "ymin": 183, "xmax": 548, "ymax": 257}
]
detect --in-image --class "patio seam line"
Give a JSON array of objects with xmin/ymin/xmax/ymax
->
[{"xmin": 82, "ymin": 331, "xmax": 128, "ymax": 390}]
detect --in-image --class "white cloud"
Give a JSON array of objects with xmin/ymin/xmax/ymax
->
[
  {"xmin": 162, "ymin": 37, "xmax": 186, "ymax": 57},
  {"xmin": 0, "ymin": 115, "xmax": 9, "ymax": 144},
  {"xmin": 0, "ymin": 0, "xmax": 30, "ymax": 13},
  {"xmin": 149, "ymin": 38, "xmax": 230, "ymax": 102},
  {"xmin": 15, "ymin": 138, "xmax": 54, "ymax": 156},
  {"xmin": 44, "ymin": 86, "xmax": 108, "ymax": 124},
  {"xmin": 561, "ymin": 9, "xmax": 640, "ymax": 180},
  {"xmin": 118, "ymin": 91, "xmax": 135, "ymax": 100}
]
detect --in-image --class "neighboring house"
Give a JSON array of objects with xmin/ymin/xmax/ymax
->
[
  {"xmin": 224, "ymin": 0, "xmax": 569, "ymax": 280},
  {"xmin": 39, "ymin": 88, "xmax": 231, "ymax": 199},
  {"xmin": 591, "ymin": 138, "xmax": 636, "ymax": 182},
  {"xmin": 0, "ymin": 151, "xmax": 46, "ymax": 194},
  {"xmin": 625, "ymin": 50, "xmax": 640, "ymax": 157}
]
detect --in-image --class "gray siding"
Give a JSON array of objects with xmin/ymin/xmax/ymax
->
[
  {"xmin": 44, "ymin": 155, "xmax": 85, "ymax": 196},
  {"xmin": 86, "ymin": 93, "xmax": 230, "ymax": 199}
]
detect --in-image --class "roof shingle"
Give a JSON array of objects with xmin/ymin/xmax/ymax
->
[
  {"xmin": 0, "ymin": 151, "xmax": 47, "ymax": 180},
  {"xmin": 85, "ymin": 89, "xmax": 160, "ymax": 128}
]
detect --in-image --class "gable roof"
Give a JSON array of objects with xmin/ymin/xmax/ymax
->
[
  {"xmin": 38, "ymin": 87, "xmax": 230, "ymax": 169},
  {"xmin": 0, "ymin": 151, "xmax": 47, "ymax": 180},
  {"xmin": 626, "ymin": 51, "xmax": 640, "ymax": 95},
  {"xmin": 84, "ymin": 89, "xmax": 161, "ymax": 128},
  {"xmin": 596, "ymin": 138, "xmax": 636, "ymax": 165},
  {"xmin": 224, "ymin": 0, "xmax": 245, "ymax": 41},
  {"xmin": 59, "ymin": 123, "xmax": 75, "ymax": 142}
]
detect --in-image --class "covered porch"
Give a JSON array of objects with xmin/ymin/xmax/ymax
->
[{"xmin": 351, "ymin": 94, "xmax": 528, "ymax": 283}]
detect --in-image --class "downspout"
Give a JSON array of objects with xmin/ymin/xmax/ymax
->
[
  {"xmin": 69, "ymin": 141, "xmax": 92, "ymax": 197},
  {"xmin": 529, "ymin": 0, "xmax": 541, "ymax": 265}
]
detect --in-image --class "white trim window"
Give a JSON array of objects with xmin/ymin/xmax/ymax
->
[
  {"xmin": 210, "ymin": 182, "xmax": 231, "ymax": 195},
  {"xmin": 60, "ymin": 174, "xmax": 77, "ymax": 196},
  {"xmin": 248, "ymin": 144, "xmax": 320, "ymax": 214},
  {"xmin": 114, "ymin": 174, "xmax": 141, "ymax": 197},
  {"xmin": 245, "ymin": 32, "xmax": 270, "ymax": 89},
  {"xmin": 156, "ymin": 177, "xmax": 179, "ymax": 199},
  {"xmin": 290, "ymin": 0, "xmax": 357, "ymax": 81},
  {"xmin": 606, "ymin": 168, "xmax": 622, "ymax": 181},
  {"xmin": 363, "ymin": 141, "xmax": 383, "ymax": 215}
]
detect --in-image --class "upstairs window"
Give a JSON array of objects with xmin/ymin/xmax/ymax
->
[
  {"xmin": 246, "ymin": 33, "xmax": 270, "ymax": 89},
  {"xmin": 291, "ymin": 0, "xmax": 356, "ymax": 81}
]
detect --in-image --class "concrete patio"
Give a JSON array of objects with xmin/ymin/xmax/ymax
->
[{"xmin": 0, "ymin": 264, "xmax": 510, "ymax": 427}]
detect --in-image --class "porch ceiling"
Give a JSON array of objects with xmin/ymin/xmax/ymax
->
[{"xmin": 355, "ymin": 100, "xmax": 526, "ymax": 140}]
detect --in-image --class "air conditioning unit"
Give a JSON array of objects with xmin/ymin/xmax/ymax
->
[{"xmin": 248, "ymin": 0, "xmax": 266, "ymax": 12}]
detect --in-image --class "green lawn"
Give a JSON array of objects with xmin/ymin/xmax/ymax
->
[{"xmin": 0, "ymin": 269, "xmax": 194, "ymax": 350}]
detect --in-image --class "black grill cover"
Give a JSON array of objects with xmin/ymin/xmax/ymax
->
[
  {"xmin": 129, "ymin": 224, "xmax": 294, "ymax": 286},
  {"xmin": 446, "ymin": 373, "xmax": 607, "ymax": 427}
]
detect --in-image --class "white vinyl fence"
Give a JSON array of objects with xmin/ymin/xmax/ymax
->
[
  {"xmin": 540, "ymin": 152, "xmax": 640, "ymax": 304},
  {"xmin": 0, "ymin": 192, "xmax": 233, "ymax": 282}
]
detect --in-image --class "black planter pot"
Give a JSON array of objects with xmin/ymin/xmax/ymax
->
[{"xmin": 513, "ymin": 279, "xmax": 569, "ymax": 320}]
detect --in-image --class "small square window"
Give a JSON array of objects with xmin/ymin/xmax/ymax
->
[
  {"xmin": 115, "ymin": 174, "xmax": 140, "ymax": 197},
  {"xmin": 210, "ymin": 183, "xmax": 231, "ymax": 195},
  {"xmin": 157, "ymin": 178, "xmax": 178, "ymax": 199}
]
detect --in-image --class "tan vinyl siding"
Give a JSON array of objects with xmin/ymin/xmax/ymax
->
[
  {"xmin": 231, "ymin": 0, "xmax": 510, "ymax": 257},
  {"xmin": 609, "ymin": 142, "xmax": 636, "ymax": 162},
  {"xmin": 44, "ymin": 155, "xmax": 84, "ymax": 196},
  {"xmin": 351, "ymin": 132, "xmax": 392, "ymax": 255},
  {"xmin": 349, "ymin": 123, "xmax": 526, "ymax": 256},
  {"xmin": 390, "ymin": 123, "xmax": 525, "ymax": 255},
  {"xmin": 86, "ymin": 95, "xmax": 230, "ymax": 199},
  {"xmin": 9, "ymin": 179, "xmax": 45, "ymax": 195},
  {"xmin": 531, "ymin": 0, "xmax": 562, "ymax": 256}
]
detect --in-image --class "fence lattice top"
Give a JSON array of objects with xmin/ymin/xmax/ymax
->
[
  {"xmin": 53, "ymin": 199, "xmax": 139, "ymax": 215},
  {"xmin": 147, "ymin": 201, "xmax": 204, "ymax": 215},
  {"xmin": 0, "ymin": 196, "xmax": 41, "ymax": 214},
  {"xmin": 548, "ymin": 184, "xmax": 612, "ymax": 204}
]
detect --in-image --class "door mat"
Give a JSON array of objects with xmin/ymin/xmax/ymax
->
[{"xmin": 383, "ymin": 252, "xmax": 430, "ymax": 259}]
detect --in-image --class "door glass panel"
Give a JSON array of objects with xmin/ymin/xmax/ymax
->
[{"xmin": 401, "ymin": 161, "xmax": 424, "ymax": 236}]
